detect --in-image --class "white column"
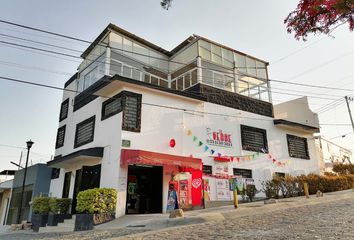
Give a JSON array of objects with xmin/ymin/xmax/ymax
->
[
  {"xmin": 105, "ymin": 47, "xmax": 111, "ymax": 76},
  {"xmin": 197, "ymin": 56, "xmax": 202, "ymax": 83}
]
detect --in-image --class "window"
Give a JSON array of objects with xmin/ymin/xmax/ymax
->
[
  {"xmin": 203, "ymin": 165, "xmax": 213, "ymax": 174},
  {"xmin": 274, "ymin": 172, "xmax": 285, "ymax": 178},
  {"xmin": 101, "ymin": 93, "xmax": 122, "ymax": 120},
  {"xmin": 233, "ymin": 168, "xmax": 252, "ymax": 178},
  {"xmin": 122, "ymin": 92, "xmax": 142, "ymax": 132},
  {"xmin": 62, "ymin": 171, "xmax": 71, "ymax": 198},
  {"xmin": 59, "ymin": 98, "xmax": 69, "ymax": 121},
  {"xmin": 74, "ymin": 116, "xmax": 95, "ymax": 148},
  {"xmin": 55, "ymin": 125, "xmax": 66, "ymax": 149},
  {"xmin": 51, "ymin": 168, "xmax": 60, "ymax": 179},
  {"xmin": 241, "ymin": 125, "xmax": 268, "ymax": 153},
  {"xmin": 287, "ymin": 134, "xmax": 310, "ymax": 159}
]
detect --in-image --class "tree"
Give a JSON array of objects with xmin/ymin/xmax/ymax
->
[
  {"xmin": 285, "ymin": 0, "xmax": 354, "ymax": 40},
  {"xmin": 161, "ymin": 0, "xmax": 173, "ymax": 10}
]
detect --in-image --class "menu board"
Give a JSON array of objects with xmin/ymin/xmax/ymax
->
[{"xmin": 216, "ymin": 179, "xmax": 230, "ymax": 200}]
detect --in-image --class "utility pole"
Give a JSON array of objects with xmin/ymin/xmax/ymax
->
[{"xmin": 345, "ymin": 96, "xmax": 354, "ymax": 132}]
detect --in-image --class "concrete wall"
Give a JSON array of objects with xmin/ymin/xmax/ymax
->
[
  {"xmin": 50, "ymin": 81, "xmax": 322, "ymax": 218},
  {"xmin": 274, "ymin": 97, "xmax": 319, "ymax": 128}
]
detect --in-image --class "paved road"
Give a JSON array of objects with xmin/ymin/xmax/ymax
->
[
  {"xmin": 2, "ymin": 190, "xmax": 354, "ymax": 240},
  {"xmin": 119, "ymin": 190, "xmax": 354, "ymax": 240}
]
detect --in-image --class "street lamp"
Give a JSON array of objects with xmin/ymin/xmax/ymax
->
[{"xmin": 17, "ymin": 140, "xmax": 34, "ymax": 224}]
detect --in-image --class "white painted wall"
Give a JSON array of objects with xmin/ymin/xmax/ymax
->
[
  {"xmin": 50, "ymin": 80, "xmax": 322, "ymax": 217},
  {"xmin": 274, "ymin": 97, "xmax": 319, "ymax": 128}
]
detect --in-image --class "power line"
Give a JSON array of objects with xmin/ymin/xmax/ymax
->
[
  {"xmin": 0, "ymin": 74, "xmax": 351, "ymax": 125},
  {"xmin": 0, "ymin": 33, "xmax": 82, "ymax": 53},
  {"xmin": 0, "ymin": 38, "xmax": 345, "ymax": 101},
  {"xmin": 271, "ymin": 37, "xmax": 327, "ymax": 64},
  {"xmin": 0, "ymin": 40, "xmax": 81, "ymax": 59},
  {"xmin": 1, "ymin": 19, "xmax": 354, "ymax": 100},
  {"xmin": 0, "ymin": 59, "xmax": 74, "ymax": 76},
  {"xmin": 2, "ymin": 18, "xmax": 354, "ymax": 93},
  {"xmin": 0, "ymin": 19, "xmax": 91, "ymax": 44}
]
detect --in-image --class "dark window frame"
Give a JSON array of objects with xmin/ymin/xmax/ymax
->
[
  {"xmin": 51, "ymin": 168, "xmax": 60, "ymax": 179},
  {"xmin": 233, "ymin": 168, "xmax": 253, "ymax": 178},
  {"xmin": 74, "ymin": 116, "xmax": 96, "ymax": 148},
  {"xmin": 122, "ymin": 91, "xmax": 142, "ymax": 132},
  {"xmin": 287, "ymin": 134, "xmax": 310, "ymax": 160},
  {"xmin": 240, "ymin": 125, "xmax": 268, "ymax": 153},
  {"xmin": 62, "ymin": 171, "xmax": 72, "ymax": 198},
  {"xmin": 59, "ymin": 98, "xmax": 69, "ymax": 121},
  {"xmin": 203, "ymin": 165, "xmax": 213, "ymax": 174},
  {"xmin": 55, "ymin": 125, "xmax": 66, "ymax": 149},
  {"xmin": 101, "ymin": 92, "xmax": 123, "ymax": 120}
]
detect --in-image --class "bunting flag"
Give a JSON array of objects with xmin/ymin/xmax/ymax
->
[
  {"xmin": 184, "ymin": 128, "xmax": 286, "ymax": 167},
  {"xmin": 204, "ymin": 145, "xmax": 209, "ymax": 152}
]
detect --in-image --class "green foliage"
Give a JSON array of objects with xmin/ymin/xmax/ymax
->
[
  {"xmin": 262, "ymin": 174, "xmax": 354, "ymax": 198},
  {"xmin": 49, "ymin": 198, "xmax": 71, "ymax": 214},
  {"xmin": 333, "ymin": 163, "xmax": 354, "ymax": 175},
  {"xmin": 261, "ymin": 178, "xmax": 281, "ymax": 199},
  {"xmin": 32, "ymin": 197, "xmax": 51, "ymax": 214},
  {"xmin": 245, "ymin": 184, "xmax": 258, "ymax": 202},
  {"xmin": 76, "ymin": 188, "xmax": 117, "ymax": 214}
]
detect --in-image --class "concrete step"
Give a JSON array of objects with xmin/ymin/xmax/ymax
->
[{"xmin": 38, "ymin": 216, "xmax": 76, "ymax": 233}]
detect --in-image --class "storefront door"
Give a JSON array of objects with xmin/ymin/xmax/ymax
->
[
  {"xmin": 126, "ymin": 165, "xmax": 162, "ymax": 214},
  {"xmin": 72, "ymin": 164, "xmax": 101, "ymax": 214}
]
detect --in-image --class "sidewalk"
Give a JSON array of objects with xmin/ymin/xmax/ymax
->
[
  {"xmin": 1, "ymin": 189, "xmax": 353, "ymax": 240},
  {"xmin": 100, "ymin": 189, "xmax": 353, "ymax": 231}
]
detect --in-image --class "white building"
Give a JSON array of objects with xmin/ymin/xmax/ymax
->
[
  {"xmin": 316, "ymin": 138, "xmax": 352, "ymax": 172},
  {"xmin": 47, "ymin": 24, "xmax": 321, "ymax": 217}
]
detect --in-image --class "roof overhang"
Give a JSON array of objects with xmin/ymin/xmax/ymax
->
[
  {"xmin": 0, "ymin": 170, "xmax": 16, "ymax": 175},
  {"xmin": 121, "ymin": 149, "xmax": 202, "ymax": 170},
  {"xmin": 273, "ymin": 119, "xmax": 320, "ymax": 134},
  {"xmin": 47, "ymin": 147, "xmax": 104, "ymax": 168},
  {"xmin": 0, "ymin": 179, "xmax": 13, "ymax": 190},
  {"xmin": 94, "ymin": 74, "xmax": 206, "ymax": 102}
]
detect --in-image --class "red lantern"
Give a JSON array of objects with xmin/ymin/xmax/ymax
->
[{"xmin": 169, "ymin": 139, "xmax": 176, "ymax": 148}]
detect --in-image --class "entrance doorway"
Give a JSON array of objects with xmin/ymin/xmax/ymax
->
[
  {"xmin": 72, "ymin": 164, "xmax": 101, "ymax": 214},
  {"xmin": 126, "ymin": 165, "xmax": 162, "ymax": 214}
]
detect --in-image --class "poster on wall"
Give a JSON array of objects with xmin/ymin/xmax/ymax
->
[
  {"xmin": 214, "ymin": 164, "xmax": 229, "ymax": 176},
  {"xmin": 206, "ymin": 128, "xmax": 233, "ymax": 148},
  {"xmin": 216, "ymin": 179, "xmax": 230, "ymax": 200}
]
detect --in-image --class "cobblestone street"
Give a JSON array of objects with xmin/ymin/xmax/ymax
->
[
  {"xmin": 119, "ymin": 190, "xmax": 354, "ymax": 240},
  {"xmin": 1, "ymin": 190, "xmax": 354, "ymax": 240}
]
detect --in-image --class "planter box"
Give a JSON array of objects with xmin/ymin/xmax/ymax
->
[
  {"xmin": 47, "ymin": 214, "xmax": 60, "ymax": 226},
  {"xmin": 31, "ymin": 214, "xmax": 48, "ymax": 232},
  {"xmin": 74, "ymin": 213, "xmax": 115, "ymax": 231},
  {"xmin": 63, "ymin": 213, "xmax": 72, "ymax": 220}
]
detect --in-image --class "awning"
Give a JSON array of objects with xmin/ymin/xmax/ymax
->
[
  {"xmin": 47, "ymin": 147, "xmax": 104, "ymax": 168},
  {"xmin": 121, "ymin": 149, "xmax": 202, "ymax": 170}
]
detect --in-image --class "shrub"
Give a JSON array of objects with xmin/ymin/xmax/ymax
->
[
  {"xmin": 49, "ymin": 198, "xmax": 71, "ymax": 214},
  {"xmin": 32, "ymin": 197, "xmax": 51, "ymax": 214},
  {"xmin": 76, "ymin": 188, "xmax": 117, "ymax": 214},
  {"xmin": 333, "ymin": 163, "xmax": 354, "ymax": 175},
  {"xmin": 262, "ymin": 174, "xmax": 354, "ymax": 198},
  {"xmin": 261, "ymin": 179, "xmax": 280, "ymax": 198},
  {"xmin": 245, "ymin": 184, "xmax": 258, "ymax": 202}
]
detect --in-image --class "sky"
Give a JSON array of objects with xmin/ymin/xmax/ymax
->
[{"xmin": 0, "ymin": 0, "xmax": 353, "ymax": 171}]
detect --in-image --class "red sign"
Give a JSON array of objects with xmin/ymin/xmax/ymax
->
[{"xmin": 206, "ymin": 128, "xmax": 233, "ymax": 148}]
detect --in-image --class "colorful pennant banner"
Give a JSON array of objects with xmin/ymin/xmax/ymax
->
[{"xmin": 185, "ymin": 129, "xmax": 287, "ymax": 167}]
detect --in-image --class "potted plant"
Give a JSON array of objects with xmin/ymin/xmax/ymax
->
[
  {"xmin": 31, "ymin": 197, "xmax": 50, "ymax": 232},
  {"xmin": 57, "ymin": 198, "xmax": 72, "ymax": 222},
  {"xmin": 47, "ymin": 198, "xmax": 60, "ymax": 226},
  {"xmin": 75, "ymin": 188, "xmax": 117, "ymax": 231}
]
